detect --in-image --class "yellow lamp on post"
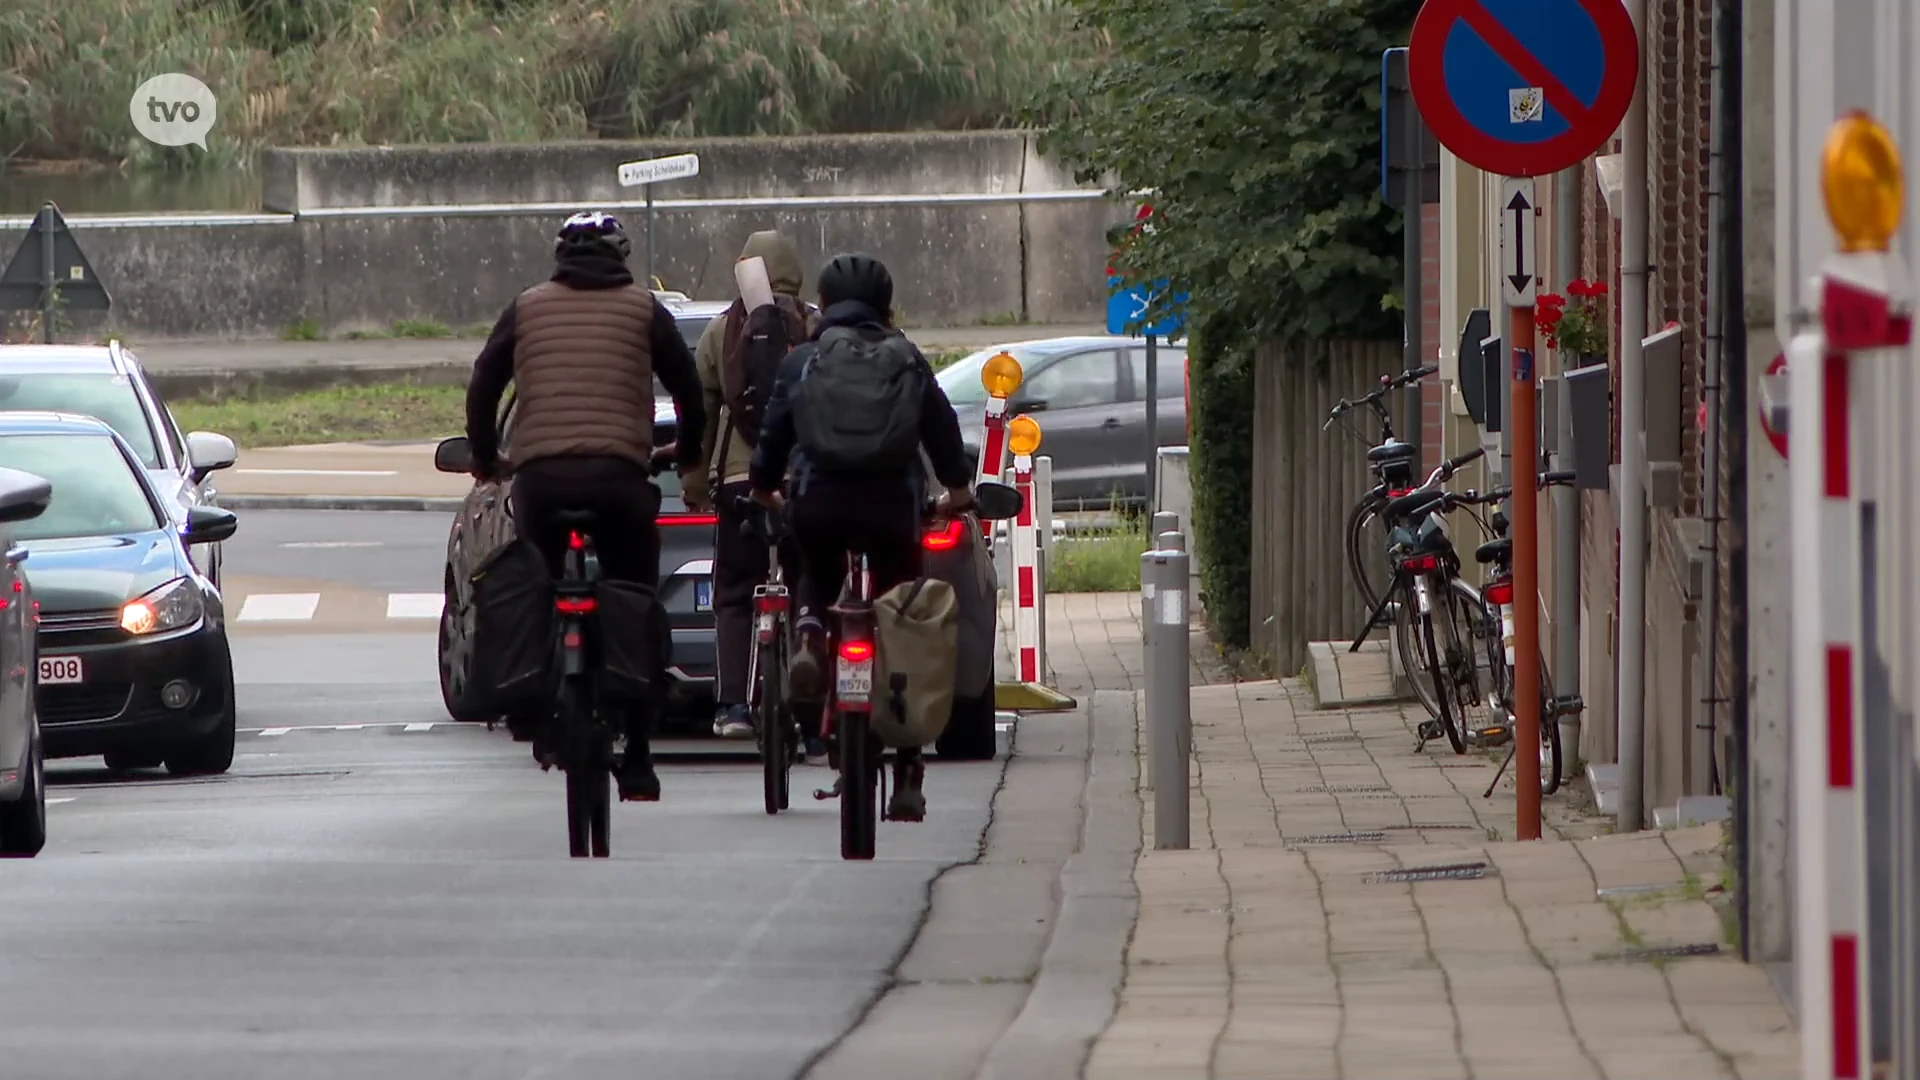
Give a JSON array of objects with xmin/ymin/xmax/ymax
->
[
  {"xmin": 1007, "ymin": 415, "xmax": 1043, "ymax": 457},
  {"xmin": 1822, "ymin": 110, "xmax": 1904, "ymax": 252},
  {"xmin": 982, "ymin": 352, "xmax": 1024, "ymax": 399}
]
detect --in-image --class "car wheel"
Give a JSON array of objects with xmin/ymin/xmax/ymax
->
[
  {"xmin": 935, "ymin": 691, "xmax": 998, "ymax": 761},
  {"xmin": 166, "ymin": 655, "xmax": 237, "ymax": 777},
  {"xmin": 103, "ymin": 750, "xmax": 165, "ymax": 772},
  {"xmin": 0, "ymin": 721, "xmax": 47, "ymax": 857},
  {"xmin": 437, "ymin": 592, "xmax": 494, "ymax": 723}
]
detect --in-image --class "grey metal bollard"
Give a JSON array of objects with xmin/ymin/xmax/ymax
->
[
  {"xmin": 1157, "ymin": 529, "xmax": 1185, "ymax": 553},
  {"xmin": 1144, "ymin": 546, "xmax": 1192, "ymax": 850},
  {"xmin": 1152, "ymin": 510, "xmax": 1180, "ymax": 540}
]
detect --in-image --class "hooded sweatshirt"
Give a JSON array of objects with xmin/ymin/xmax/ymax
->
[{"xmin": 695, "ymin": 230, "xmax": 814, "ymax": 486}]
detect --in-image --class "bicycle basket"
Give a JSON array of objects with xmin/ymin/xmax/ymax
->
[
  {"xmin": 468, "ymin": 539, "xmax": 559, "ymax": 716},
  {"xmin": 870, "ymin": 577, "xmax": 959, "ymax": 750}
]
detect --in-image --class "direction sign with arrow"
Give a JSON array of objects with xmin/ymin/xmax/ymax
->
[
  {"xmin": 1499, "ymin": 176, "xmax": 1537, "ymax": 308},
  {"xmin": 617, "ymin": 153, "xmax": 700, "ymax": 188}
]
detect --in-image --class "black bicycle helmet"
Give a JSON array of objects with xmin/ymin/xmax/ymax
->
[
  {"xmin": 554, "ymin": 210, "xmax": 632, "ymax": 261},
  {"xmin": 816, "ymin": 252, "xmax": 893, "ymax": 313}
]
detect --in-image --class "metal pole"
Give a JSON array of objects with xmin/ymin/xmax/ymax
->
[
  {"xmin": 1035, "ymin": 455, "xmax": 1055, "ymax": 567},
  {"xmin": 1403, "ymin": 109, "xmax": 1425, "ymax": 461},
  {"xmin": 1510, "ymin": 259, "xmax": 1543, "ymax": 842},
  {"xmin": 1552, "ymin": 168, "xmax": 1583, "ymax": 775},
  {"xmin": 1145, "ymin": 546, "xmax": 1190, "ymax": 849},
  {"xmin": 1144, "ymin": 335, "xmax": 1159, "ymax": 501},
  {"xmin": 1157, "ymin": 530, "xmax": 1191, "ymax": 755},
  {"xmin": 1617, "ymin": 0, "xmax": 1652, "ymax": 833},
  {"xmin": 644, "ymin": 187, "xmax": 656, "ymax": 287},
  {"xmin": 39, "ymin": 204, "xmax": 55, "ymax": 343}
]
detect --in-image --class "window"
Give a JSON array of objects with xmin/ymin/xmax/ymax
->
[
  {"xmin": 937, "ymin": 340, "xmax": 1099, "ymax": 407},
  {"xmin": 139, "ymin": 372, "xmax": 190, "ymax": 466},
  {"xmin": 0, "ymin": 373, "xmax": 164, "ymax": 468},
  {"xmin": 1128, "ymin": 347, "xmax": 1189, "ymax": 399},
  {"xmin": 1018, "ymin": 350, "xmax": 1121, "ymax": 411},
  {"xmin": 0, "ymin": 433, "xmax": 163, "ymax": 541}
]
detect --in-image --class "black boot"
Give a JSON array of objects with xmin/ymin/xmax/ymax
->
[
  {"xmin": 885, "ymin": 748, "xmax": 926, "ymax": 822},
  {"xmin": 617, "ymin": 705, "xmax": 661, "ymax": 802}
]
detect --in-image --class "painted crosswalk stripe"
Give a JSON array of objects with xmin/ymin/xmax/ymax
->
[
  {"xmin": 386, "ymin": 593, "xmax": 443, "ymax": 620},
  {"xmin": 258, "ymin": 727, "xmax": 292, "ymax": 737},
  {"xmin": 234, "ymin": 468, "xmax": 399, "ymax": 477},
  {"xmin": 47, "ymin": 797, "xmax": 75, "ymax": 805},
  {"xmin": 237, "ymin": 593, "xmax": 321, "ymax": 622},
  {"xmin": 402, "ymin": 723, "xmax": 435, "ymax": 733}
]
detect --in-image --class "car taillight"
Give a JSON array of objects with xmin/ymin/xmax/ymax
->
[
  {"xmin": 1483, "ymin": 580, "xmax": 1513, "ymax": 606},
  {"xmin": 555, "ymin": 597, "xmax": 596, "ymax": 615},
  {"xmin": 923, "ymin": 519, "xmax": 966, "ymax": 551},
  {"xmin": 838, "ymin": 640, "xmax": 874, "ymax": 662},
  {"xmin": 663, "ymin": 513, "xmax": 717, "ymax": 527},
  {"xmin": 1401, "ymin": 553, "xmax": 1440, "ymax": 574}
]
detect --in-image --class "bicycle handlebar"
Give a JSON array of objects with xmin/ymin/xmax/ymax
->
[{"xmin": 1326, "ymin": 364, "xmax": 1441, "ymax": 423}]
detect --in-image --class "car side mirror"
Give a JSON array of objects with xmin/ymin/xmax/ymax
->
[
  {"xmin": 0, "ymin": 468, "xmax": 51, "ymax": 525},
  {"xmin": 973, "ymin": 481, "xmax": 1024, "ymax": 522},
  {"xmin": 434, "ymin": 437, "xmax": 474, "ymax": 474},
  {"xmin": 185, "ymin": 431, "xmax": 239, "ymax": 482},
  {"xmin": 183, "ymin": 504, "xmax": 238, "ymax": 545}
]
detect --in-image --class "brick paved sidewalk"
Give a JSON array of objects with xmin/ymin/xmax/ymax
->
[{"xmin": 1032, "ymin": 593, "xmax": 1798, "ymax": 1080}]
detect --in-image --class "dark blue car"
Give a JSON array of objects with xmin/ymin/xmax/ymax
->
[{"xmin": 0, "ymin": 413, "xmax": 240, "ymax": 774}]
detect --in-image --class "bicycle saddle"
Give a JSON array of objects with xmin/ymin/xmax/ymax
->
[
  {"xmin": 1475, "ymin": 537, "xmax": 1511, "ymax": 565},
  {"xmin": 1367, "ymin": 441, "xmax": 1417, "ymax": 465}
]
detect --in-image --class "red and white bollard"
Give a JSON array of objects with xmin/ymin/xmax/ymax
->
[
  {"xmin": 1010, "ymin": 449, "xmax": 1041, "ymax": 684},
  {"xmin": 976, "ymin": 393, "xmax": 1009, "ymax": 491}
]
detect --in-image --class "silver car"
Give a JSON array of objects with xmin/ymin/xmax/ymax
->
[
  {"xmin": 0, "ymin": 342, "xmax": 239, "ymax": 585},
  {"xmin": 0, "ymin": 467, "xmax": 51, "ymax": 856}
]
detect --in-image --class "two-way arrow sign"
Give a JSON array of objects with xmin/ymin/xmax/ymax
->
[{"xmin": 1499, "ymin": 176, "xmax": 1537, "ymax": 307}]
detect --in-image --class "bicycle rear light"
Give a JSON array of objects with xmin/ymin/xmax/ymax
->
[
  {"xmin": 555, "ymin": 597, "xmax": 597, "ymax": 615},
  {"xmin": 662, "ymin": 513, "xmax": 718, "ymax": 527},
  {"xmin": 1401, "ymin": 553, "xmax": 1440, "ymax": 574},
  {"xmin": 1483, "ymin": 580, "xmax": 1514, "ymax": 606},
  {"xmin": 922, "ymin": 519, "xmax": 966, "ymax": 551},
  {"xmin": 754, "ymin": 593, "xmax": 788, "ymax": 615},
  {"xmin": 838, "ymin": 640, "xmax": 874, "ymax": 662},
  {"xmin": 1388, "ymin": 488, "xmax": 1411, "ymax": 498},
  {"xmin": 567, "ymin": 531, "xmax": 586, "ymax": 551}
]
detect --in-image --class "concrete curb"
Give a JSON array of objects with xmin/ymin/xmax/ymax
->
[
  {"xmin": 221, "ymin": 494, "xmax": 463, "ymax": 513},
  {"xmin": 149, "ymin": 361, "xmax": 470, "ymax": 401}
]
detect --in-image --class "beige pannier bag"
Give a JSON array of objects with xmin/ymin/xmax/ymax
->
[{"xmin": 871, "ymin": 577, "xmax": 959, "ymax": 749}]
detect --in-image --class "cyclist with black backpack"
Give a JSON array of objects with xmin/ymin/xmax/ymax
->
[
  {"xmin": 747, "ymin": 253, "xmax": 975, "ymax": 806},
  {"xmin": 694, "ymin": 231, "xmax": 816, "ymax": 745}
]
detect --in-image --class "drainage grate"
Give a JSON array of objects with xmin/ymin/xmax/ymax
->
[
  {"xmin": 1420, "ymin": 759, "xmax": 1493, "ymax": 768},
  {"xmin": 1386, "ymin": 823, "xmax": 1480, "ymax": 831},
  {"xmin": 1292, "ymin": 831, "xmax": 1388, "ymax": 844},
  {"xmin": 1301, "ymin": 734, "xmax": 1363, "ymax": 744},
  {"xmin": 1613, "ymin": 942, "xmax": 1723, "ymax": 962},
  {"xmin": 1294, "ymin": 784, "xmax": 1392, "ymax": 794},
  {"xmin": 1364, "ymin": 862, "xmax": 1490, "ymax": 884},
  {"xmin": 1339, "ymin": 793, "xmax": 1447, "ymax": 800}
]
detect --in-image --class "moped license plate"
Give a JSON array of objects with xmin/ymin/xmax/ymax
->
[{"xmin": 836, "ymin": 658, "xmax": 873, "ymax": 699}]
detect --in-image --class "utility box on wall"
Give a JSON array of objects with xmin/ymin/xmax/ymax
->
[
  {"xmin": 1479, "ymin": 335, "xmax": 1503, "ymax": 434},
  {"xmin": 1564, "ymin": 361, "xmax": 1611, "ymax": 489},
  {"xmin": 1455, "ymin": 308, "xmax": 1492, "ymax": 425},
  {"xmin": 1641, "ymin": 325, "xmax": 1684, "ymax": 508}
]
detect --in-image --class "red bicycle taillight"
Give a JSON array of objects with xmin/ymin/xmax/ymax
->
[
  {"xmin": 838, "ymin": 640, "xmax": 874, "ymax": 662},
  {"xmin": 754, "ymin": 593, "xmax": 788, "ymax": 615},
  {"xmin": 663, "ymin": 513, "xmax": 718, "ymax": 527},
  {"xmin": 555, "ymin": 597, "xmax": 597, "ymax": 615},
  {"xmin": 923, "ymin": 519, "xmax": 966, "ymax": 551},
  {"xmin": 567, "ymin": 531, "xmax": 586, "ymax": 551},
  {"xmin": 1483, "ymin": 580, "xmax": 1514, "ymax": 606},
  {"xmin": 1401, "ymin": 553, "xmax": 1440, "ymax": 574},
  {"xmin": 1387, "ymin": 489, "xmax": 1411, "ymax": 498}
]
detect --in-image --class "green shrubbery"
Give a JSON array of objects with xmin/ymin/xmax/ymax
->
[
  {"xmin": 1035, "ymin": 0, "xmax": 1417, "ymax": 648},
  {"xmin": 0, "ymin": 0, "xmax": 1102, "ymax": 167}
]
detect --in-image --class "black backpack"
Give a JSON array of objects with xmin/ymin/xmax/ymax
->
[
  {"xmin": 721, "ymin": 296, "xmax": 809, "ymax": 447},
  {"xmin": 792, "ymin": 327, "xmax": 927, "ymax": 472}
]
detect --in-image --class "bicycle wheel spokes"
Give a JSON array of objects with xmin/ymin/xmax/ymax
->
[
  {"xmin": 1418, "ymin": 606, "xmax": 1468, "ymax": 754},
  {"xmin": 1392, "ymin": 581, "xmax": 1442, "ymax": 721}
]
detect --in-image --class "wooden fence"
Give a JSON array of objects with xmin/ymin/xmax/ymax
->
[{"xmin": 1248, "ymin": 338, "xmax": 1406, "ymax": 674}]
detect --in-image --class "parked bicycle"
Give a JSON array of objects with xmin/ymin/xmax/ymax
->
[{"xmin": 1324, "ymin": 364, "xmax": 1439, "ymax": 613}]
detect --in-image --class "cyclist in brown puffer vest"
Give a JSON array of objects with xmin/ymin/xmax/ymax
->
[{"xmin": 464, "ymin": 211, "xmax": 708, "ymax": 803}]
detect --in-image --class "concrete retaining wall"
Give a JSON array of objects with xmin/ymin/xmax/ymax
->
[{"xmin": 0, "ymin": 131, "xmax": 1123, "ymax": 342}]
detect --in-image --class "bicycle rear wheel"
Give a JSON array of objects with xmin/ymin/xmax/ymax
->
[
  {"xmin": 1345, "ymin": 498, "xmax": 1389, "ymax": 614},
  {"xmin": 1538, "ymin": 662, "xmax": 1564, "ymax": 797},
  {"xmin": 838, "ymin": 708, "xmax": 877, "ymax": 860},
  {"xmin": 559, "ymin": 677, "xmax": 593, "ymax": 858},
  {"xmin": 1391, "ymin": 584, "xmax": 1441, "ymax": 720},
  {"xmin": 759, "ymin": 632, "xmax": 790, "ymax": 815},
  {"xmin": 1418, "ymin": 608, "xmax": 1468, "ymax": 754}
]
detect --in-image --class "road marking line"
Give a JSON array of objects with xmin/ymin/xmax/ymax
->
[
  {"xmin": 386, "ymin": 593, "xmax": 443, "ymax": 619},
  {"xmin": 334, "ymin": 724, "xmax": 366, "ymax": 731},
  {"xmin": 280, "ymin": 541, "xmax": 384, "ymax": 549},
  {"xmin": 236, "ymin": 593, "xmax": 320, "ymax": 621},
  {"xmin": 47, "ymin": 797, "xmax": 75, "ymax": 804},
  {"xmin": 239, "ymin": 721, "xmax": 457, "ymax": 733},
  {"xmin": 233, "ymin": 469, "xmax": 400, "ymax": 476},
  {"xmin": 402, "ymin": 722, "xmax": 435, "ymax": 732},
  {"xmin": 258, "ymin": 727, "xmax": 292, "ymax": 737}
]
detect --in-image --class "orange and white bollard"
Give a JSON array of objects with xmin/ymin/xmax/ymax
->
[{"xmin": 1007, "ymin": 415, "xmax": 1044, "ymax": 684}]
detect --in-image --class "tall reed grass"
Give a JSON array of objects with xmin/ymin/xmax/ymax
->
[{"xmin": 0, "ymin": 0, "xmax": 1100, "ymax": 170}]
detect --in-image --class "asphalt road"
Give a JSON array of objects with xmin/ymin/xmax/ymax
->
[{"xmin": 0, "ymin": 510, "xmax": 1013, "ymax": 1080}]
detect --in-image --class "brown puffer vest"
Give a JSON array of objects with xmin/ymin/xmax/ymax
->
[{"xmin": 509, "ymin": 280, "xmax": 656, "ymax": 470}]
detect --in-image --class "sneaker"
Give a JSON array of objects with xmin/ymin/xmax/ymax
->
[
  {"xmin": 617, "ymin": 747, "xmax": 661, "ymax": 802},
  {"xmin": 788, "ymin": 629, "xmax": 825, "ymax": 702},
  {"xmin": 802, "ymin": 736, "xmax": 830, "ymax": 766},
  {"xmin": 713, "ymin": 704, "xmax": 755, "ymax": 739},
  {"xmin": 886, "ymin": 753, "xmax": 927, "ymax": 822}
]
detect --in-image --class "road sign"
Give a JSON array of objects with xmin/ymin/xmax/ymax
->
[
  {"xmin": 617, "ymin": 153, "xmax": 700, "ymax": 187},
  {"xmin": 1107, "ymin": 279, "xmax": 1186, "ymax": 339},
  {"xmin": 0, "ymin": 203, "xmax": 110, "ymax": 341},
  {"xmin": 1499, "ymin": 176, "xmax": 1537, "ymax": 306},
  {"xmin": 1408, "ymin": 0, "xmax": 1639, "ymax": 178},
  {"xmin": 1380, "ymin": 48, "xmax": 1441, "ymax": 205}
]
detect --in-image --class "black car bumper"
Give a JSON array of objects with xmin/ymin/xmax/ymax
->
[
  {"xmin": 37, "ymin": 617, "xmax": 233, "ymax": 760},
  {"xmin": 663, "ymin": 626, "xmax": 716, "ymax": 714}
]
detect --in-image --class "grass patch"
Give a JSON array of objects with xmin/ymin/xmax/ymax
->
[
  {"xmin": 977, "ymin": 310, "xmax": 1025, "ymax": 327},
  {"xmin": 172, "ymin": 380, "xmax": 466, "ymax": 448},
  {"xmin": 281, "ymin": 317, "xmax": 325, "ymax": 341},
  {"xmin": 928, "ymin": 348, "xmax": 970, "ymax": 372},
  {"xmin": 1045, "ymin": 515, "xmax": 1148, "ymax": 593},
  {"xmin": 392, "ymin": 318, "xmax": 456, "ymax": 339}
]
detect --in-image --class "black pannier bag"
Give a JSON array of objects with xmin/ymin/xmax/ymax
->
[
  {"xmin": 591, "ymin": 580, "xmax": 667, "ymax": 707},
  {"xmin": 467, "ymin": 539, "xmax": 559, "ymax": 716}
]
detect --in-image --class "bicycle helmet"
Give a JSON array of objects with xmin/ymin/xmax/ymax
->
[
  {"xmin": 816, "ymin": 252, "xmax": 893, "ymax": 313},
  {"xmin": 554, "ymin": 210, "xmax": 632, "ymax": 262}
]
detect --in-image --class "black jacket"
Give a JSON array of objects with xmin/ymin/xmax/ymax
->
[
  {"xmin": 464, "ymin": 252, "xmax": 705, "ymax": 474},
  {"xmin": 748, "ymin": 300, "xmax": 971, "ymax": 501}
]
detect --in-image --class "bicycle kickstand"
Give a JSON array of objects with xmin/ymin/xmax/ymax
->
[
  {"xmin": 1350, "ymin": 581, "xmax": 1401, "ymax": 653},
  {"xmin": 1483, "ymin": 742, "xmax": 1518, "ymax": 799}
]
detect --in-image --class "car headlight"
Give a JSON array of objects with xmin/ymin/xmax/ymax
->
[{"xmin": 121, "ymin": 577, "xmax": 205, "ymax": 635}]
